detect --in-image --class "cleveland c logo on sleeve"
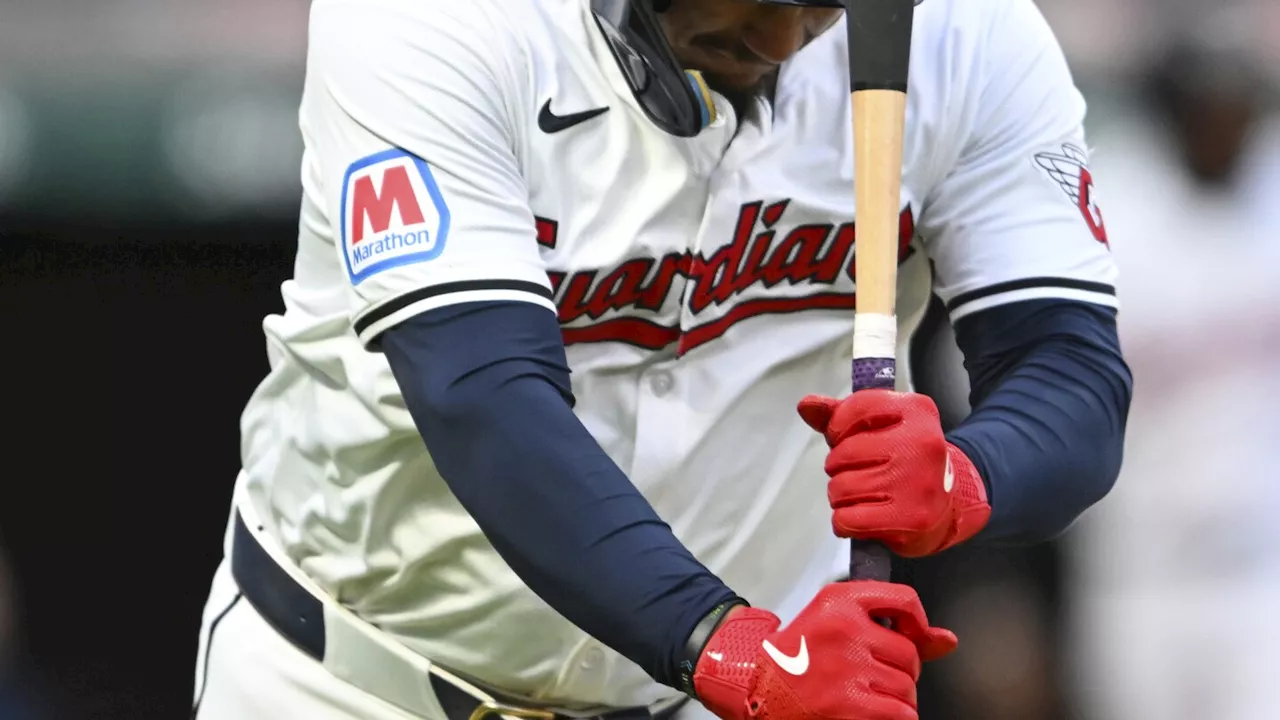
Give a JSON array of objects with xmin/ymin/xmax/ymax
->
[
  {"xmin": 341, "ymin": 148, "xmax": 451, "ymax": 284},
  {"xmin": 1033, "ymin": 144, "xmax": 1109, "ymax": 247}
]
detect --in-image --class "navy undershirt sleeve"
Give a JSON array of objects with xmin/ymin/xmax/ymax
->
[
  {"xmin": 379, "ymin": 301, "xmax": 737, "ymax": 689},
  {"xmin": 946, "ymin": 299, "xmax": 1133, "ymax": 544}
]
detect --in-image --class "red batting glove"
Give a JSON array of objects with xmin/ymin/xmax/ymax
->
[
  {"xmin": 797, "ymin": 390, "xmax": 991, "ymax": 558},
  {"xmin": 693, "ymin": 583, "xmax": 957, "ymax": 720}
]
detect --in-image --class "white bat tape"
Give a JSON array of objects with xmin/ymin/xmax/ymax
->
[{"xmin": 852, "ymin": 313, "xmax": 897, "ymax": 360}]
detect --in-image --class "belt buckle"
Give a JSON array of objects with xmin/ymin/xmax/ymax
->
[{"xmin": 468, "ymin": 701, "xmax": 558, "ymax": 720}]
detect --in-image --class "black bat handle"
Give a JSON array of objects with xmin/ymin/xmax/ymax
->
[{"xmin": 849, "ymin": 541, "xmax": 894, "ymax": 582}]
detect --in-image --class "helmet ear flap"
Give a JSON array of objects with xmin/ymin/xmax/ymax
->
[{"xmin": 591, "ymin": 0, "xmax": 707, "ymax": 136}]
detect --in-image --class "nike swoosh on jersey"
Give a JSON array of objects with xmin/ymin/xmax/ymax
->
[
  {"xmin": 538, "ymin": 100, "xmax": 609, "ymax": 133},
  {"xmin": 761, "ymin": 637, "xmax": 809, "ymax": 676},
  {"xmin": 943, "ymin": 454, "xmax": 954, "ymax": 493}
]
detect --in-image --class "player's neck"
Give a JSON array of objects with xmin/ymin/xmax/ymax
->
[{"xmin": 717, "ymin": 69, "xmax": 777, "ymax": 125}]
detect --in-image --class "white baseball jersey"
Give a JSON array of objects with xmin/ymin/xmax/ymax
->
[{"xmin": 232, "ymin": 0, "xmax": 1116, "ymax": 709}]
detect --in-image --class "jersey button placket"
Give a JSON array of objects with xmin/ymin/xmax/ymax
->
[{"xmin": 627, "ymin": 364, "xmax": 694, "ymax": 499}]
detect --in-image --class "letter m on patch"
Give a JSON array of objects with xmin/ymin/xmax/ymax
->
[{"xmin": 349, "ymin": 165, "xmax": 427, "ymax": 244}]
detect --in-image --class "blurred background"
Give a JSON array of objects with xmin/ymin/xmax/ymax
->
[{"xmin": 1, "ymin": 0, "xmax": 1277, "ymax": 718}]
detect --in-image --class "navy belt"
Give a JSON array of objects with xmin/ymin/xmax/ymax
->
[{"xmin": 231, "ymin": 511, "xmax": 684, "ymax": 720}]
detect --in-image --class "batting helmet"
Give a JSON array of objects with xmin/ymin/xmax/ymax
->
[{"xmin": 590, "ymin": 0, "xmax": 844, "ymax": 137}]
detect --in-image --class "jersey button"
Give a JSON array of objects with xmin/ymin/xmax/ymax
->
[
  {"xmin": 649, "ymin": 371, "xmax": 674, "ymax": 397},
  {"xmin": 579, "ymin": 646, "xmax": 605, "ymax": 671}
]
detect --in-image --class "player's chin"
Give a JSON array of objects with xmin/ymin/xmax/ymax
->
[{"xmin": 698, "ymin": 67, "xmax": 770, "ymax": 98}]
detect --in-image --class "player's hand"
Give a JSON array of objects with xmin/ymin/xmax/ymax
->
[
  {"xmin": 693, "ymin": 582, "xmax": 957, "ymax": 720},
  {"xmin": 796, "ymin": 390, "xmax": 991, "ymax": 557}
]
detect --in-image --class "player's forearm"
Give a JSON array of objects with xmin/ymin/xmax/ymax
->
[
  {"xmin": 380, "ymin": 301, "xmax": 738, "ymax": 689},
  {"xmin": 947, "ymin": 299, "xmax": 1132, "ymax": 544}
]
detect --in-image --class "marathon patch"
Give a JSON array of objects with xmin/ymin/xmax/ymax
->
[{"xmin": 341, "ymin": 148, "xmax": 451, "ymax": 284}]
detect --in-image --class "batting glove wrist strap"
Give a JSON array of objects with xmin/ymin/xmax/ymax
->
[
  {"xmin": 692, "ymin": 607, "xmax": 780, "ymax": 720},
  {"xmin": 680, "ymin": 598, "xmax": 750, "ymax": 699}
]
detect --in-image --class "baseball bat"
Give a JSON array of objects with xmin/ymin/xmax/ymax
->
[{"xmin": 844, "ymin": 0, "xmax": 917, "ymax": 582}]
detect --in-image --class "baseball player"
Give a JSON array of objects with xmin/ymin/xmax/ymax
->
[{"xmin": 192, "ymin": 1, "xmax": 1132, "ymax": 719}]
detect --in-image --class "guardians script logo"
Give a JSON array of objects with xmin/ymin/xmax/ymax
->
[{"xmin": 537, "ymin": 199, "xmax": 915, "ymax": 354}]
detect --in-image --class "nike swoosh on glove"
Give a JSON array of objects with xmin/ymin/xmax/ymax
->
[
  {"xmin": 797, "ymin": 390, "xmax": 991, "ymax": 558},
  {"xmin": 693, "ymin": 582, "xmax": 957, "ymax": 720}
]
